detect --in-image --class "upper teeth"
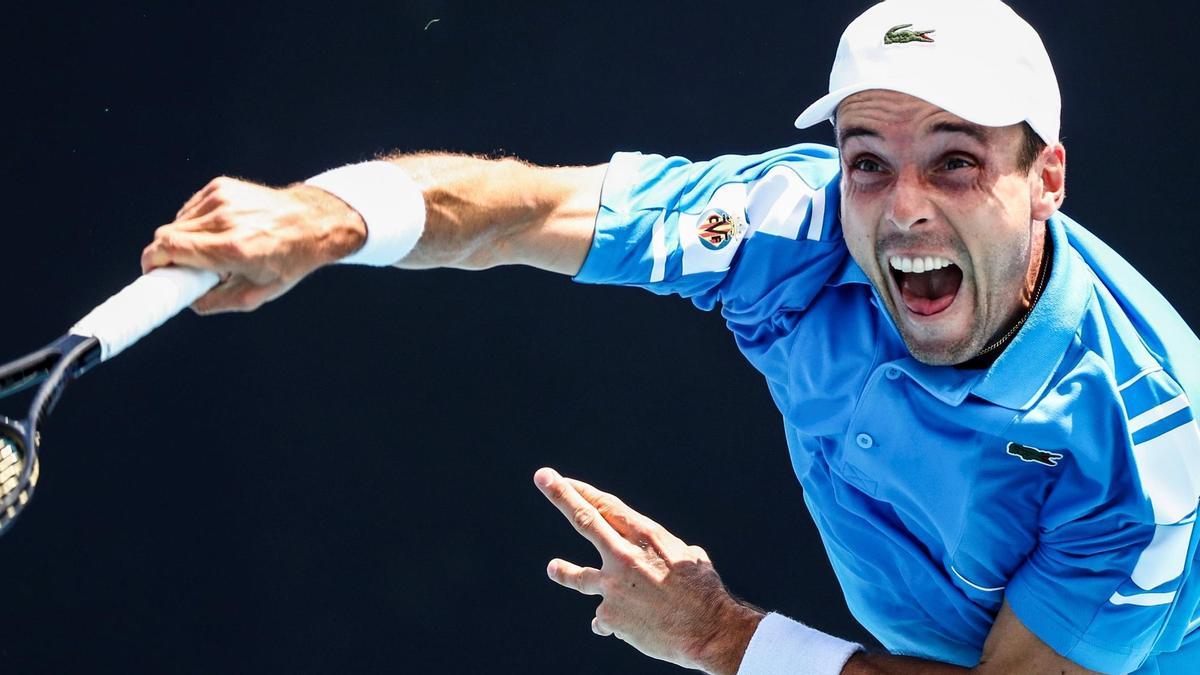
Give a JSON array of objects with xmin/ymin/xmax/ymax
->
[{"xmin": 890, "ymin": 255, "xmax": 953, "ymax": 274}]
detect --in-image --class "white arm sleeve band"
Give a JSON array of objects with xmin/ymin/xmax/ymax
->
[
  {"xmin": 737, "ymin": 613, "xmax": 862, "ymax": 675},
  {"xmin": 69, "ymin": 267, "xmax": 220, "ymax": 362},
  {"xmin": 304, "ymin": 160, "xmax": 426, "ymax": 266}
]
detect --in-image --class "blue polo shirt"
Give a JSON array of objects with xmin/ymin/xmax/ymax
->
[{"xmin": 574, "ymin": 144, "xmax": 1200, "ymax": 673}]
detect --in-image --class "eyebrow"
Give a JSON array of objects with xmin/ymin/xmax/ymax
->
[
  {"xmin": 928, "ymin": 121, "xmax": 989, "ymax": 144},
  {"xmin": 837, "ymin": 120, "xmax": 992, "ymax": 146},
  {"xmin": 837, "ymin": 125, "xmax": 879, "ymax": 144}
]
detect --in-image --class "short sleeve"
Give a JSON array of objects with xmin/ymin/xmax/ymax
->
[
  {"xmin": 1006, "ymin": 368, "xmax": 1200, "ymax": 673},
  {"xmin": 572, "ymin": 144, "xmax": 848, "ymax": 325}
]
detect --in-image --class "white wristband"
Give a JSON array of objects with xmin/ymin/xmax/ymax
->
[
  {"xmin": 737, "ymin": 613, "xmax": 862, "ymax": 675},
  {"xmin": 304, "ymin": 160, "xmax": 426, "ymax": 266}
]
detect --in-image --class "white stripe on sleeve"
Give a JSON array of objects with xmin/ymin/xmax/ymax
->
[
  {"xmin": 1129, "ymin": 394, "xmax": 1191, "ymax": 434},
  {"xmin": 650, "ymin": 217, "xmax": 667, "ymax": 283},
  {"xmin": 1130, "ymin": 521, "xmax": 1195, "ymax": 590},
  {"xmin": 1131, "ymin": 419, "xmax": 1200, "ymax": 525},
  {"xmin": 806, "ymin": 186, "xmax": 827, "ymax": 241},
  {"xmin": 748, "ymin": 166, "xmax": 815, "ymax": 240},
  {"xmin": 1109, "ymin": 590, "xmax": 1177, "ymax": 607}
]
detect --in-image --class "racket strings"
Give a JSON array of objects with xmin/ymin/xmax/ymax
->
[{"xmin": 0, "ymin": 435, "xmax": 37, "ymax": 525}]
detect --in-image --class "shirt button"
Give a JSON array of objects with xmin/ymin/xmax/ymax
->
[
  {"xmin": 855, "ymin": 433, "xmax": 874, "ymax": 449},
  {"xmin": 885, "ymin": 367, "xmax": 902, "ymax": 380}
]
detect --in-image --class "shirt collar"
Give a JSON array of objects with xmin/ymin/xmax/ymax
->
[
  {"xmin": 830, "ymin": 251, "xmax": 872, "ymax": 287},
  {"xmin": 969, "ymin": 215, "xmax": 1092, "ymax": 410}
]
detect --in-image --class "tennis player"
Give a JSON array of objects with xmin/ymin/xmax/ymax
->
[{"xmin": 141, "ymin": 0, "xmax": 1200, "ymax": 672}]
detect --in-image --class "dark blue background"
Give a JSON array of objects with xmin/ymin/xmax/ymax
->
[{"xmin": 1, "ymin": 2, "xmax": 1196, "ymax": 673}]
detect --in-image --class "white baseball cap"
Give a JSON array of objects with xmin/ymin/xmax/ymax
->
[{"xmin": 794, "ymin": 0, "xmax": 1060, "ymax": 144}]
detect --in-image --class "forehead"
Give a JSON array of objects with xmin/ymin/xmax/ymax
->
[{"xmin": 835, "ymin": 90, "xmax": 996, "ymax": 145}]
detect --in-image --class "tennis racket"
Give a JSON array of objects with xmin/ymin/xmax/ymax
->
[{"xmin": 0, "ymin": 266, "xmax": 219, "ymax": 536}]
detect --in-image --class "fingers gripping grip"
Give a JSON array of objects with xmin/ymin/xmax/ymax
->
[{"xmin": 69, "ymin": 267, "xmax": 220, "ymax": 361}]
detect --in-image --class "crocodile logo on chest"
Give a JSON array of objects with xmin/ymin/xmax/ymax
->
[{"xmin": 1006, "ymin": 442, "xmax": 1064, "ymax": 467}]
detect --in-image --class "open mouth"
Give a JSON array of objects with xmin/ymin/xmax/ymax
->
[{"xmin": 888, "ymin": 255, "xmax": 963, "ymax": 316}]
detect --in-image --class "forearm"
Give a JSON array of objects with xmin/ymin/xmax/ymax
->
[
  {"xmin": 734, "ymin": 631, "xmax": 984, "ymax": 675},
  {"xmin": 735, "ymin": 627, "xmax": 1083, "ymax": 675},
  {"xmin": 753, "ymin": 599, "xmax": 1097, "ymax": 675},
  {"xmin": 381, "ymin": 152, "xmax": 605, "ymax": 275},
  {"xmin": 841, "ymin": 652, "xmax": 967, "ymax": 674}
]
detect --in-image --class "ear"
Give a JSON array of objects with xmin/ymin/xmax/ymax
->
[{"xmin": 1030, "ymin": 143, "xmax": 1066, "ymax": 221}]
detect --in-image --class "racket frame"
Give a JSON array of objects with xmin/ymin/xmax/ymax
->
[
  {"xmin": 0, "ymin": 333, "xmax": 101, "ymax": 533},
  {"xmin": 0, "ymin": 266, "xmax": 217, "ymax": 536}
]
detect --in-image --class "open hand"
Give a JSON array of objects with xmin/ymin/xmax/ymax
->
[
  {"xmin": 534, "ymin": 467, "xmax": 762, "ymax": 674},
  {"xmin": 141, "ymin": 176, "xmax": 367, "ymax": 314}
]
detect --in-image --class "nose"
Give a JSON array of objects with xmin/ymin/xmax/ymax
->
[{"xmin": 885, "ymin": 167, "xmax": 932, "ymax": 232}]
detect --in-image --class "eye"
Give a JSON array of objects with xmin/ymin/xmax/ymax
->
[
  {"xmin": 851, "ymin": 157, "xmax": 884, "ymax": 172},
  {"xmin": 941, "ymin": 156, "xmax": 975, "ymax": 171}
]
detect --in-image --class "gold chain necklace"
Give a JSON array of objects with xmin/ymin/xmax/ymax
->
[{"xmin": 973, "ymin": 244, "xmax": 1052, "ymax": 359}]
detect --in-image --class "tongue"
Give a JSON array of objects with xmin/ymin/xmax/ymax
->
[{"xmin": 899, "ymin": 265, "xmax": 962, "ymax": 316}]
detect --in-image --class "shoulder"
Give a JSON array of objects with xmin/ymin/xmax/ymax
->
[
  {"xmin": 609, "ymin": 142, "xmax": 841, "ymax": 179},
  {"xmin": 1022, "ymin": 215, "xmax": 1198, "ymax": 454},
  {"xmin": 1059, "ymin": 214, "xmax": 1200, "ymax": 398},
  {"xmin": 1021, "ymin": 290, "xmax": 1199, "ymax": 526},
  {"xmin": 603, "ymin": 142, "xmax": 842, "ymax": 209}
]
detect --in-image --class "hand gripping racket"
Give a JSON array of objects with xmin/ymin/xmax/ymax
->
[{"xmin": 0, "ymin": 267, "xmax": 218, "ymax": 536}]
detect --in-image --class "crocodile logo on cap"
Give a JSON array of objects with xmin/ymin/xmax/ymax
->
[{"xmin": 884, "ymin": 24, "xmax": 936, "ymax": 45}]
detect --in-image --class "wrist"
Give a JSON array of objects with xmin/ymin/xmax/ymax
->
[
  {"xmin": 694, "ymin": 599, "xmax": 765, "ymax": 675},
  {"xmin": 302, "ymin": 160, "xmax": 426, "ymax": 266},
  {"xmin": 288, "ymin": 184, "xmax": 368, "ymax": 263},
  {"xmin": 737, "ymin": 613, "xmax": 863, "ymax": 675}
]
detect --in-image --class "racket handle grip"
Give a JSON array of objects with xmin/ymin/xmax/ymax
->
[{"xmin": 69, "ymin": 267, "xmax": 220, "ymax": 361}]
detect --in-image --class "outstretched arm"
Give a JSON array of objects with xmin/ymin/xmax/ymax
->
[{"xmin": 140, "ymin": 153, "xmax": 606, "ymax": 313}]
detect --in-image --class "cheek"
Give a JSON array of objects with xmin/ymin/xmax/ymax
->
[
  {"xmin": 838, "ymin": 201, "xmax": 878, "ymax": 263},
  {"xmin": 953, "ymin": 180, "xmax": 1034, "ymax": 284},
  {"xmin": 840, "ymin": 190, "xmax": 882, "ymax": 237},
  {"xmin": 967, "ymin": 221, "xmax": 1032, "ymax": 301},
  {"xmin": 841, "ymin": 180, "xmax": 884, "ymax": 212},
  {"xmin": 990, "ymin": 175, "xmax": 1034, "ymax": 220}
]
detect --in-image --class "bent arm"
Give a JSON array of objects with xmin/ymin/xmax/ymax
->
[
  {"xmin": 837, "ymin": 601, "xmax": 1097, "ymax": 674},
  {"xmin": 722, "ymin": 598, "xmax": 1094, "ymax": 674},
  {"xmin": 532, "ymin": 470, "xmax": 1098, "ymax": 675}
]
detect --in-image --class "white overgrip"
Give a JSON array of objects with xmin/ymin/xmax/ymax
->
[{"xmin": 69, "ymin": 267, "xmax": 220, "ymax": 361}]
